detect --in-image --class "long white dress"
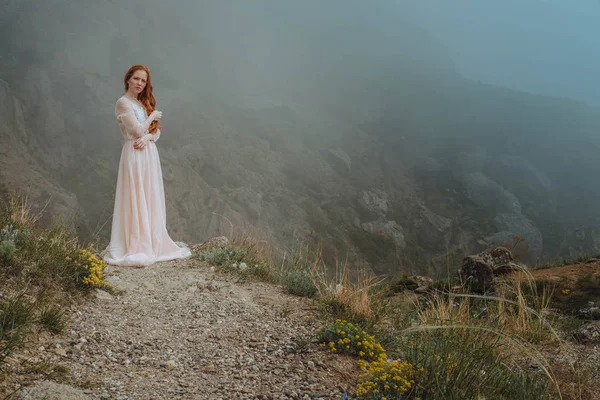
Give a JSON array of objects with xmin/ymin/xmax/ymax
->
[{"xmin": 103, "ymin": 96, "xmax": 191, "ymax": 267}]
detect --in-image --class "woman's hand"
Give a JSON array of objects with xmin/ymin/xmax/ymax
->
[
  {"xmin": 133, "ymin": 134, "xmax": 153, "ymax": 150},
  {"xmin": 150, "ymin": 110, "xmax": 163, "ymax": 122}
]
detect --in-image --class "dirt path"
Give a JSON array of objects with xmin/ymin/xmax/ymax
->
[
  {"xmin": 525, "ymin": 261, "xmax": 600, "ymax": 283},
  {"xmin": 13, "ymin": 256, "xmax": 355, "ymax": 399}
]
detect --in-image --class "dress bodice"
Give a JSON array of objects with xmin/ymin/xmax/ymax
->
[
  {"xmin": 115, "ymin": 96, "xmax": 149, "ymax": 140},
  {"xmin": 129, "ymin": 100, "xmax": 148, "ymax": 122}
]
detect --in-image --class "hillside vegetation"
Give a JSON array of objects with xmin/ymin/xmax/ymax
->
[{"xmin": 1, "ymin": 195, "xmax": 599, "ymax": 399}]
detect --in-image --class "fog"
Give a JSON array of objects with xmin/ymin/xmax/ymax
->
[
  {"xmin": 2, "ymin": 0, "xmax": 600, "ymax": 274},
  {"xmin": 403, "ymin": 0, "xmax": 600, "ymax": 107}
]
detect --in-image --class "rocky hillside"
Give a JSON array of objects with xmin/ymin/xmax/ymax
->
[{"xmin": 3, "ymin": 1, "xmax": 600, "ymax": 277}]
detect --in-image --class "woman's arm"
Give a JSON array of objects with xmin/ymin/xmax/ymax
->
[
  {"xmin": 115, "ymin": 98, "xmax": 158, "ymax": 138},
  {"xmin": 133, "ymin": 128, "xmax": 161, "ymax": 149}
]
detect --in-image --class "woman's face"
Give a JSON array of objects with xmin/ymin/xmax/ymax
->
[{"xmin": 128, "ymin": 70, "xmax": 148, "ymax": 96}]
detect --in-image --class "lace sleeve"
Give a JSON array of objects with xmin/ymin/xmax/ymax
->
[{"xmin": 115, "ymin": 98, "xmax": 153, "ymax": 138}]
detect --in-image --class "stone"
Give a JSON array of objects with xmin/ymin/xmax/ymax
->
[
  {"xmin": 192, "ymin": 236, "xmax": 229, "ymax": 252},
  {"xmin": 459, "ymin": 246, "xmax": 523, "ymax": 292},
  {"xmin": 459, "ymin": 255, "xmax": 494, "ymax": 292},
  {"xmin": 578, "ymin": 307, "xmax": 600, "ymax": 321},
  {"xmin": 573, "ymin": 322, "xmax": 600, "ymax": 344},
  {"xmin": 18, "ymin": 381, "xmax": 91, "ymax": 400}
]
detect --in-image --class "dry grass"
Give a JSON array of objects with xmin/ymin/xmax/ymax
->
[
  {"xmin": 308, "ymin": 245, "xmax": 388, "ymax": 325},
  {"xmin": 419, "ymin": 272, "xmax": 557, "ymax": 343},
  {"xmin": 228, "ymin": 225, "xmax": 278, "ymax": 283},
  {"xmin": 230, "ymin": 226, "xmax": 275, "ymax": 266},
  {"xmin": 2, "ymin": 193, "xmax": 45, "ymax": 229},
  {"xmin": 404, "ymin": 270, "xmax": 600, "ymax": 399}
]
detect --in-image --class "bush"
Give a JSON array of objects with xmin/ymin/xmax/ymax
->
[
  {"xmin": 0, "ymin": 239, "xmax": 17, "ymax": 263},
  {"xmin": 397, "ymin": 328, "xmax": 553, "ymax": 399},
  {"xmin": 317, "ymin": 319, "xmax": 386, "ymax": 362},
  {"xmin": 71, "ymin": 248, "xmax": 111, "ymax": 290},
  {"xmin": 195, "ymin": 246, "xmax": 248, "ymax": 267},
  {"xmin": 281, "ymin": 268, "xmax": 318, "ymax": 298},
  {"xmin": 195, "ymin": 242, "xmax": 278, "ymax": 283},
  {"xmin": 356, "ymin": 359, "xmax": 420, "ymax": 399}
]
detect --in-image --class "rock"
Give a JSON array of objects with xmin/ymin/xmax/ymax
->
[
  {"xmin": 453, "ymin": 149, "xmax": 522, "ymax": 214},
  {"xmin": 578, "ymin": 307, "xmax": 600, "ymax": 321},
  {"xmin": 459, "ymin": 247, "xmax": 521, "ymax": 292},
  {"xmin": 192, "ymin": 236, "xmax": 229, "ymax": 252},
  {"xmin": 18, "ymin": 381, "xmax": 92, "ymax": 399},
  {"xmin": 105, "ymin": 275, "xmax": 121, "ymax": 285},
  {"xmin": 358, "ymin": 190, "xmax": 389, "ymax": 218},
  {"xmin": 487, "ymin": 213, "xmax": 543, "ymax": 263},
  {"xmin": 238, "ymin": 262, "xmax": 248, "ymax": 271},
  {"xmin": 573, "ymin": 321, "xmax": 600, "ymax": 343},
  {"xmin": 360, "ymin": 220, "xmax": 405, "ymax": 248},
  {"xmin": 202, "ymin": 365, "xmax": 217, "ymax": 373},
  {"xmin": 412, "ymin": 204, "xmax": 452, "ymax": 251},
  {"xmin": 95, "ymin": 289, "xmax": 113, "ymax": 300},
  {"xmin": 159, "ymin": 360, "xmax": 176, "ymax": 370},
  {"xmin": 413, "ymin": 275, "xmax": 434, "ymax": 293},
  {"xmin": 54, "ymin": 347, "xmax": 68, "ymax": 357},
  {"xmin": 326, "ymin": 147, "xmax": 351, "ymax": 172},
  {"xmin": 459, "ymin": 255, "xmax": 494, "ymax": 292}
]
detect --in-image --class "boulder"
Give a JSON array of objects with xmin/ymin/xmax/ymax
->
[
  {"xmin": 459, "ymin": 247, "xmax": 522, "ymax": 291},
  {"xmin": 459, "ymin": 255, "xmax": 495, "ymax": 292}
]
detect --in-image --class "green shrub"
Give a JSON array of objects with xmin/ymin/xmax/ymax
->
[
  {"xmin": 396, "ymin": 327, "xmax": 553, "ymax": 399},
  {"xmin": 0, "ymin": 240, "xmax": 17, "ymax": 263},
  {"xmin": 195, "ymin": 246, "xmax": 247, "ymax": 267},
  {"xmin": 281, "ymin": 268, "xmax": 318, "ymax": 298},
  {"xmin": 195, "ymin": 244, "xmax": 278, "ymax": 283}
]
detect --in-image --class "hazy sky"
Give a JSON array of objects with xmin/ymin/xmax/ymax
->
[{"xmin": 402, "ymin": 0, "xmax": 600, "ymax": 107}]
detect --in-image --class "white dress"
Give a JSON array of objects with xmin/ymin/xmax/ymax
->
[{"xmin": 103, "ymin": 96, "xmax": 191, "ymax": 267}]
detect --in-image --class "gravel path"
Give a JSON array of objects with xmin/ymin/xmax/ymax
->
[{"xmin": 14, "ymin": 255, "xmax": 355, "ymax": 399}]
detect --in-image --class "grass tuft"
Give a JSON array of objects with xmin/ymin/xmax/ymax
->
[{"xmin": 38, "ymin": 305, "xmax": 69, "ymax": 334}]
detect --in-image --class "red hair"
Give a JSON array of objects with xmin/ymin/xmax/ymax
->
[{"xmin": 123, "ymin": 64, "xmax": 159, "ymax": 134}]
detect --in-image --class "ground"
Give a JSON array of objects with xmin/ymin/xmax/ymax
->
[{"xmin": 2, "ymin": 256, "xmax": 357, "ymax": 399}]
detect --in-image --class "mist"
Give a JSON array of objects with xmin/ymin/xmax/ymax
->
[
  {"xmin": 403, "ymin": 0, "xmax": 600, "ymax": 107},
  {"xmin": 2, "ymin": 0, "xmax": 600, "ymax": 276}
]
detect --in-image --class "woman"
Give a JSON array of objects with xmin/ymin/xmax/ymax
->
[{"xmin": 104, "ymin": 64, "xmax": 191, "ymax": 267}]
